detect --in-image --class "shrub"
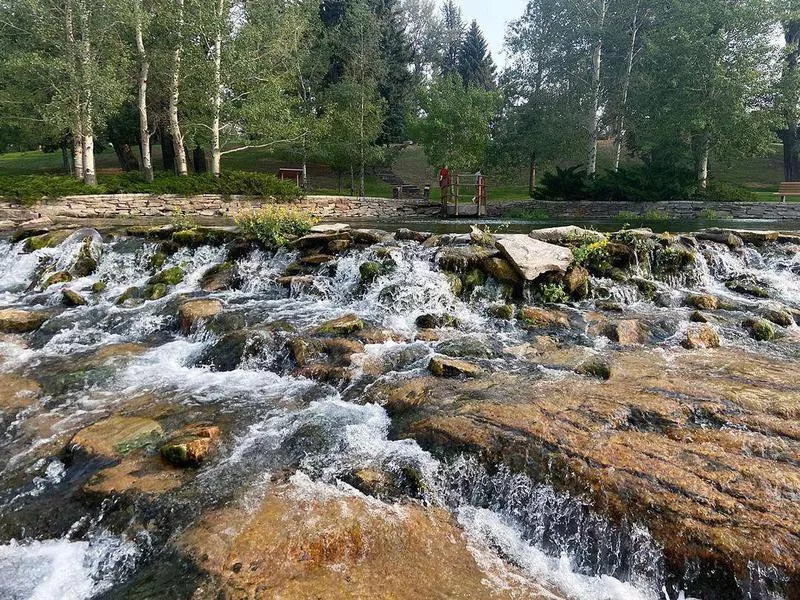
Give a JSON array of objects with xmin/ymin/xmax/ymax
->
[
  {"xmin": 0, "ymin": 174, "xmax": 103, "ymax": 203},
  {"xmin": 572, "ymin": 239, "xmax": 610, "ymax": 274},
  {"xmin": 217, "ymin": 171, "xmax": 300, "ymax": 200},
  {"xmin": 235, "ymin": 205, "xmax": 318, "ymax": 249},
  {"xmin": 590, "ymin": 165, "xmax": 696, "ymax": 203},
  {"xmin": 534, "ymin": 166, "xmax": 589, "ymax": 201},
  {"xmin": 504, "ymin": 208, "xmax": 550, "ymax": 220},
  {"xmin": 697, "ymin": 181, "xmax": 758, "ymax": 203}
]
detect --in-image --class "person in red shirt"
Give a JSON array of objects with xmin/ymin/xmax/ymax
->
[{"xmin": 439, "ymin": 166, "xmax": 451, "ymax": 203}]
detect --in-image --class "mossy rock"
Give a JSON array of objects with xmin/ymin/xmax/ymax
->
[
  {"xmin": 314, "ymin": 314, "xmax": 364, "ymax": 336},
  {"xmin": 200, "ymin": 263, "xmax": 237, "ymax": 292},
  {"xmin": 72, "ymin": 238, "xmax": 98, "ymax": 277},
  {"xmin": 481, "ymin": 257, "xmax": 521, "ymax": 286},
  {"xmin": 576, "ymin": 358, "xmax": 612, "ymax": 380},
  {"xmin": 488, "ymin": 304, "xmax": 514, "ymax": 320},
  {"xmin": 761, "ymin": 307, "xmax": 793, "ymax": 328},
  {"xmin": 149, "ymin": 252, "xmax": 167, "ymax": 271},
  {"xmin": 461, "ymin": 269, "xmax": 486, "ymax": 294},
  {"xmin": 725, "ymin": 277, "xmax": 770, "ymax": 299},
  {"xmin": 91, "ymin": 281, "xmax": 107, "ymax": 294},
  {"xmin": 415, "ymin": 314, "xmax": 460, "ymax": 329},
  {"xmin": 144, "ymin": 283, "xmax": 169, "ymax": 301},
  {"xmin": 24, "ymin": 233, "xmax": 57, "ymax": 252},
  {"xmin": 172, "ymin": 229, "xmax": 207, "ymax": 247},
  {"xmin": 444, "ymin": 272, "xmax": 463, "ymax": 297},
  {"xmin": 116, "ymin": 286, "xmax": 143, "ymax": 305},
  {"xmin": 685, "ymin": 293, "xmax": 718, "ymax": 311},
  {"xmin": 632, "ymin": 277, "xmax": 658, "ymax": 300},
  {"xmin": 44, "ymin": 271, "xmax": 72, "ymax": 288},
  {"xmin": 745, "ymin": 319, "xmax": 775, "ymax": 342},
  {"xmin": 149, "ymin": 266, "xmax": 185, "ymax": 286},
  {"xmin": 359, "ymin": 261, "xmax": 389, "ymax": 285},
  {"xmin": 62, "ymin": 289, "xmax": 87, "ymax": 307}
]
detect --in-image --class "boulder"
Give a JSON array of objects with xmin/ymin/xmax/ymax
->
[
  {"xmin": 480, "ymin": 256, "xmax": 522, "ymax": 285},
  {"xmin": 602, "ymin": 320, "xmax": 644, "ymax": 345},
  {"xmin": 309, "ymin": 223, "xmax": 351, "ymax": 234},
  {"xmin": 160, "ymin": 425, "xmax": 220, "ymax": 467},
  {"xmin": 149, "ymin": 266, "xmax": 185, "ymax": 286},
  {"xmin": 690, "ymin": 311, "xmax": 708, "ymax": 323},
  {"xmin": 682, "ymin": 324, "xmax": 720, "ymax": 349},
  {"xmin": 576, "ymin": 358, "xmax": 612, "ymax": 380},
  {"xmin": 710, "ymin": 228, "xmax": 779, "ymax": 245},
  {"xmin": 69, "ymin": 416, "xmax": 164, "ymax": 459},
  {"xmin": 61, "ymin": 289, "xmax": 87, "ymax": 307},
  {"xmin": 415, "ymin": 314, "xmax": 459, "ymax": 329},
  {"xmin": 313, "ymin": 314, "xmax": 364, "ymax": 336},
  {"xmin": 327, "ymin": 239, "xmax": 351, "ymax": 254},
  {"xmin": 359, "ymin": 261, "xmax": 389, "ymax": 284},
  {"xmin": 437, "ymin": 246, "xmax": 497, "ymax": 272},
  {"xmin": 435, "ymin": 335, "xmax": 497, "ymax": 359},
  {"xmin": 761, "ymin": 305, "xmax": 793, "ymax": 328},
  {"xmin": 43, "ymin": 271, "xmax": 72, "ymax": 288},
  {"xmin": 744, "ymin": 318, "xmax": 775, "ymax": 342},
  {"xmin": 71, "ymin": 237, "xmax": 99, "ymax": 277},
  {"xmin": 351, "ymin": 228, "xmax": 391, "ymax": 245},
  {"xmin": 178, "ymin": 299, "xmax": 223, "ymax": 333},
  {"xmin": 428, "ymin": 355, "xmax": 482, "ymax": 378},
  {"xmin": 495, "ymin": 235, "xmax": 573, "ymax": 282},
  {"xmin": 518, "ymin": 306, "xmax": 570, "ymax": 330},
  {"xmin": 685, "ymin": 293, "xmax": 719, "ymax": 311},
  {"xmin": 528, "ymin": 226, "xmax": 606, "ymax": 244},
  {"xmin": 200, "ymin": 263, "xmax": 237, "ymax": 292},
  {"xmin": 696, "ymin": 231, "xmax": 743, "ymax": 249},
  {"xmin": 563, "ymin": 266, "xmax": 590, "ymax": 299},
  {"xmin": 395, "ymin": 228, "xmax": 432, "ymax": 243},
  {"xmin": 0, "ymin": 308, "xmax": 49, "ymax": 333},
  {"xmin": 725, "ymin": 277, "xmax": 770, "ymax": 299},
  {"xmin": 488, "ymin": 304, "xmax": 515, "ymax": 320}
]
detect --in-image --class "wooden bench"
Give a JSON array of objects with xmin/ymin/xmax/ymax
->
[{"xmin": 776, "ymin": 182, "xmax": 800, "ymax": 203}]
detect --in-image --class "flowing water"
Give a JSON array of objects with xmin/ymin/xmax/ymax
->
[{"xmin": 0, "ymin": 225, "xmax": 797, "ymax": 599}]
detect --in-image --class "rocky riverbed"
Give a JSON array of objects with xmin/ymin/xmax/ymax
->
[{"xmin": 0, "ymin": 220, "xmax": 798, "ymax": 600}]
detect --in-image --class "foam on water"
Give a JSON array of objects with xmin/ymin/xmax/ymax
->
[{"xmin": 0, "ymin": 532, "xmax": 140, "ymax": 600}]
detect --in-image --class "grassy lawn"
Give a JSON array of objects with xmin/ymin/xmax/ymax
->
[{"xmin": 0, "ymin": 139, "xmax": 786, "ymax": 201}]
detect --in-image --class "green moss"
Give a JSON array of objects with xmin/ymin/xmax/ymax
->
[
  {"xmin": 359, "ymin": 261, "xmax": 389, "ymax": 284},
  {"xmin": 44, "ymin": 271, "xmax": 72, "ymax": 288},
  {"xmin": 149, "ymin": 252, "xmax": 167, "ymax": 271},
  {"xmin": 24, "ymin": 234, "xmax": 56, "ymax": 252},
  {"xmin": 577, "ymin": 358, "xmax": 612, "ymax": 380},
  {"xmin": 144, "ymin": 283, "xmax": 168, "ymax": 300},
  {"xmin": 461, "ymin": 269, "xmax": 486, "ymax": 294},
  {"xmin": 148, "ymin": 266, "xmax": 185, "ymax": 286},
  {"xmin": 91, "ymin": 281, "xmax": 107, "ymax": 294},
  {"xmin": 488, "ymin": 304, "xmax": 515, "ymax": 320},
  {"xmin": 749, "ymin": 319, "xmax": 775, "ymax": 342}
]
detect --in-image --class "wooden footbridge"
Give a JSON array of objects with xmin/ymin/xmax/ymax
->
[{"xmin": 441, "ymin": 173, "xmax": 488, "ymax": 218}]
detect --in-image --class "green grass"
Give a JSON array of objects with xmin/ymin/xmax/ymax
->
[{"xmin": 0, "ymin": 138, "xmax": 788, "ymax": 201}]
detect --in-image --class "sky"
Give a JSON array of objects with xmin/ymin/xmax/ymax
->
[{"xmin": 457, "ymin": 0, "xmax": 528, "ymax": 69}]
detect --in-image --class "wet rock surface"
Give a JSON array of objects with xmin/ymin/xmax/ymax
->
[{"xmin": 0, "ymin": 223, "xmax": 798, "ymax": 600}]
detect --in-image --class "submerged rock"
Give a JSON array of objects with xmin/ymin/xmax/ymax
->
[
  {"xmin": 495, "ymin": 235, "xmax": 573, "ymax": 282},
  {"xmin": 178, "ymin": 477, "xmax": 556, "ymax": 600},
  {"xmin": 43, "ymin": 271, "xmax": 72, "ymax": 288},
  {"xmin": 380, "ymin": 348, "xmax": 800, "ymax": 597},
  {"xmin": 69, "ymin": 416, "xmax": 164, "ymax": 459},
  {"xmin": 685, "ymin": 293, "xmax": 718, "ymax": 311},
  {"xmin": 0, "ymin": 308, "xmax": 49, "ymax": 333},
  {"xmin": 149, "ymin": 266, "xmax": 185, "ymax": 286},
  {"xmin": 71, "ymin": 237, "xmax": 99, "ymax": 277},
  {"xmin": 415, "ymin": 314, "xmax": 459, "ymax": 329},
  {"xmin": 518, "ymin": 306, "xmax": 570, "ymax": 330},
  {"xmin": 602, "ymin": 320, "xmax": 644, "ymax": 345}
]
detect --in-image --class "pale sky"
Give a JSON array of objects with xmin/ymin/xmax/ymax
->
[{"xmin": 456, "ymin": 0, "xmax": 528, "ymax": 69}]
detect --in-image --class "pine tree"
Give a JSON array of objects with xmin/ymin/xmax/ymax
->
[
  {"xmin": 458, "ymin": 20, "xmax": 496, "ymax": 90},
  {"xmin": 370, "ymin": 0, "xmax": 414, "ymax": 142},
  {"xmin": 440, "ymin": 0, "xmax": 464, "ymax": 77}
]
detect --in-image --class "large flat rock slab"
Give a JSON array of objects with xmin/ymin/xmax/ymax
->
[
  {"xmin": 495, "ymin": 235, "xmax": 573, "ymax": 281},
  {"xmin": 372, "ymin": 347, "xmax": 800, "ymax": 597}
]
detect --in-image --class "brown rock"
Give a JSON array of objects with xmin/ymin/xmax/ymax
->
[
  {"xmin": 428, "ymin": 355, "xmax": 482, "ymax": 378},
  {"xmin": 313, "ymin": 314, "xmax": 364, "ymax": 336},
  {"xmin": 0, "ymin": 373, "xmax": 40, "ymax": 412},
  {"xmin": 563, "ymin": 266, "xmax": 589, "ymax": 299},
  {"xmin": 682, "ymin": 324, "xmax": 720, "ymax": 349},
  {"xmin": 69, "ymin": 416, "xmax": 164, "ymax": 459},
  {"xmin": 518, "ymin": 306, "xmax": 570, "ymax": 329},
  {"xmin": 160, "ymin": 425, "xmax": 221, "ymax": 467},
  {"xmin": 83, "ymin": 455, "xmax": 185, "ymax": 496},
  {"xmin": 178, "ymin": 478, "xmax": 558, "ymax": 600},
  {"xmin": 178, "ymin": 299, "xmax": 222, "ymax": 333},
  {"xmin": 602, "ymin": 320, "xmax": 644, "ymax": 345},
  {"xmin": 685, "ymin": 293, "xmax": 719, "ymax": 311},
  {"xmin": 0, "ymin": 308, "xmax": 49, "ymax": 333}
]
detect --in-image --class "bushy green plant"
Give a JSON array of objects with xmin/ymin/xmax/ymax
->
[
  {"xmin": 697, "ymin": 181, "xmax": 758, "ymax": 202},
  {"xmin": 540, "ymin": 282, "xmax": 569, "ymax": 304},
  {"xmin": 534, "ymin": 166, "xmax": 589, "ymax": 201},
  {"xmin": 235, "ymin": 205, "xmax": 318, "ymax": 249},
  {"xmin": 589, "ymin": 165, "xmax": 696, "ymax": 203},
  {"xmin": 170, "ymin": 209, "xmax": 197, "ymax": 232},
  {"xmin": 504, "ymin": 208, "xmax": 551, "ymax": 220},
  {"xmin": 0, "ymin": 170, "xmax": 301, "ymax": 203},
  {"xmin": 572, "ymin": 239, "xmax": 610, "ymax": 273}
]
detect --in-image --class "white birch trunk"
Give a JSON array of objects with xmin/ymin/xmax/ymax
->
[
  {"xmin": 66, "ymin": 0, "xmax": 84, "ymax": 180},
  {"xmin": 169, "ymin": 0, "xmax": 188, "ymax": 176},
  {"xmin": 210, "ymin": 0, "xmax": 224, "ymax": 177},
  {"xmin": 78, "ymin": 0, "xmax": 96, "ymax": 186},
  {"xmin": 613, "ymin": 0, "xmax": 640, "ymax": 172},
  {"xmin": 698, "ymin": 133, "xmax": 710, "ymax": 192},
  {"xmin": 587, "ymin": 0, "xmax": 607, "ymax": 176},
  {"xmin": 359, "ymin": 21, "xmax": 366, "ymax": 199},
  {"xmin": 134, "ymin": 0, "xmax": 153, "ymax": 182}
]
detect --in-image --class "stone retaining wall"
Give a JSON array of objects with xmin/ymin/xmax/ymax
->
[
  {"xmin": 489, "ymin": 199, "xmax": 800, "ymax": 221},
  {"xmin": 0, "ymin": 194, "xmax": 441, "ymax": 224},
  {"xmin": 1, "ymin": 194, "xmax": 799, "ymax": 225}
]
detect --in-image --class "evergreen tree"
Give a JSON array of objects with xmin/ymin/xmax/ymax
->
[
  {"xmin": 439, "ymin": 0, "xmax": 464, "ymax": 77},
  {"xmin": 458, "ymin": 20, "xmax": 496, "ymax": 90},
  {"xmin": 370, "ymin": 0, "xmax": 415, "ymax": 142}
]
